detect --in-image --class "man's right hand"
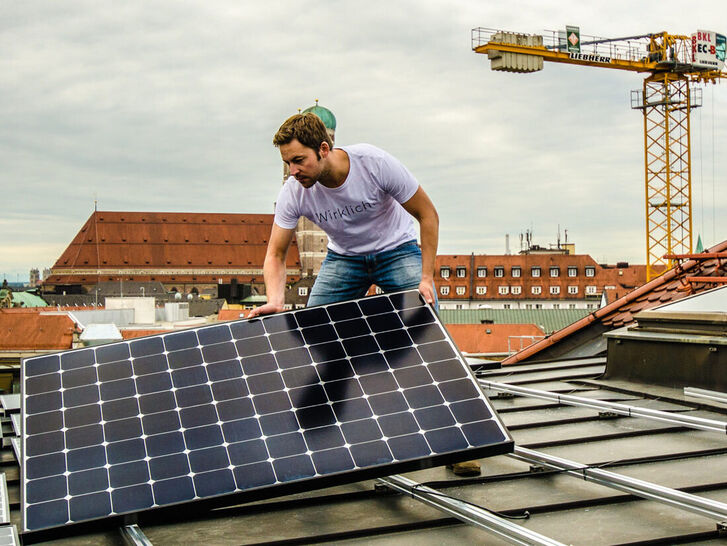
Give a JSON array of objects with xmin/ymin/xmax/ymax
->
[{"xmin": 247, "ymin": 302, "xmax": 284, "ymax": 319}]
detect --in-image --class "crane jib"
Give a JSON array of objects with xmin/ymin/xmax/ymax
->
[{"xmin": 569, "ymin": 52, "xmax": 612, "ymax": 63}]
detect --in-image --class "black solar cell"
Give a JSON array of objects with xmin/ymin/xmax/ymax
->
[{"xmin": 21, "ymin": 290, "xmax": 512, "ymax": 536}]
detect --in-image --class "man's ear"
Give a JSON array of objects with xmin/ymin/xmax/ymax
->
[{"xmin": 319, "ymin": 141, "xmax": 331, "ymax": 158}]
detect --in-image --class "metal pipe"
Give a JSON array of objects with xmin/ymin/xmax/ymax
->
[
  {"xmin": 120, "ymin": 524, "xmax": 153, "ymax": 546},
  {"xmin": 479, "ymin": 379, "xmax": 727, "ymax": 434},
  {"xmin": 511, "ymin": 447, "xmax": 727, "ymax": 523},
  {"xmin": 377, "ymin": 474, "xmax": 566, "ymax": 546},
  {"xmin": 684, "ymin": 387, "xmax": 727, "ymax": 405}
]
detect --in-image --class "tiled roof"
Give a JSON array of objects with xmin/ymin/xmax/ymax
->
[
  {"xmin": 46, "ymin": 211, "xmax": 301, "ymax": 285},
  {"xmin": 445, "ymin": 323, "xmax": 545, "ymax": 355},
  {"xmin": 120, "ymin": 329, "xmax": 173, "ymax": 339},
  {"xmin": 0, "ymin": 310, "xmax": 77, "ymax": 350},
  {"xmin": 438, "ymin": 308, "xmax": 589, "ymax": 335},
  {"xmin": 217, "ymin": 309, "xmax": 252, "ymax": 321},
  {"xmin": 434, "ymin": 253, "xmax": 646, "ymax": 300},
  {"xmin": 501, "ymin": 240, "xmax": 727, "ymax": 364}
]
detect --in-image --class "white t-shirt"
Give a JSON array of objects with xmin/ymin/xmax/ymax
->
[{"xmin": 274, "ymin": 144, "xmax": 419, "ymax": 255}]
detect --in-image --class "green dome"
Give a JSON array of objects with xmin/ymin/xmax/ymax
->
[{"xmin": 302, "ymin": 103, "xmax": 336, "ymax": 131}]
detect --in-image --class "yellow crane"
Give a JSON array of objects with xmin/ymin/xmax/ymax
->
[{"xmin": 472, "ymin": 27, "xmax": 726, "ymax": 280}]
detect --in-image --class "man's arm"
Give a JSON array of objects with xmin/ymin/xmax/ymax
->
[
  {"xmin": 401, "ymin": 186, "xmax": 439, "ymax": 305},
  {"xmin": 248, "ymin": 224, "xmax": 296, "ymax": 318}
]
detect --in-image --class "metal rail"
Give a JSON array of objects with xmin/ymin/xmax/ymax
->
[
  {"xmin": 511, "ymin": 447, "xmax": 727, "ymax": 524},
  {"xmin": 479, "ymin": 379, "xmax": 727, "ymax": 434},
  {"xmin": 377, "ymin": 474, "xmax": 566, "ymax": 546},
  {"xmin": 685, "ymin": 387, "xmax": 727, "ymax": 405},
  {"xmin": 120, "ymin": 524, "xmax": 153, "ymax": 546}
]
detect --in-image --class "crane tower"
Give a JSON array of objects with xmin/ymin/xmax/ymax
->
[{"xmin": 472, "ymin": 27, "xmax": 726, "ymax": 280}]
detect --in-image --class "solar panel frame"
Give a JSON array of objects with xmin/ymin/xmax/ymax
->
[{"xmin": 21, "ymin": 290, "xmax": 513, "ymax": 540}]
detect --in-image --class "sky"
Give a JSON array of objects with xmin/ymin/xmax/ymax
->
[{"xmin": 2, "ymin": 1, "xmax": 726, "ymax": 282}]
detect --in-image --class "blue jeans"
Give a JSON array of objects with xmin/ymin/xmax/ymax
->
[{"xmin": 308, "ymin": 240, "xmax": 432, "ymax": 307}]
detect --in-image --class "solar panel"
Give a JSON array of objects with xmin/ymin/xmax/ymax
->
[
  {"xmin": 9, "ymin": 415, "xmax": 20, "ymax": 437},
  {"xmin": 0, "ymin": 525, "xmax": 19, "ymax": 546},
  {"xmin": 0, "ymin": 396, "xmax": 20, "ymax": 413},
  {"xmin": 10, "ymin": 438, "xmax": 20, "ymax": 465},
  {"xmin": 21, "ymin": 290, "xmax": 512, "ymax": 537},
  {"xmin": 0, "ymin": 474, "xmax": 9, "ymax": 525}
]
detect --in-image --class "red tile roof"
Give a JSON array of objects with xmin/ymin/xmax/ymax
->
[
  {"xmin": 501, "ymin": 240, "xmax": 727, "ymax": 365},
  {"xmin": 445, "ymin": 323, "xmax": 545, "ymax": 355},
  {"xmin": 46, "ymin": 211, "xmax": 301, "ymax": 286},
  {"xmin": 217, "ymin": 309, "xmax": 252, "ymax": 321},
  {"xmin": 120, "ymin": 330, "xmax": 173, "ymax": 340},
  {"xmin": 0, "ymin": 310, "xmax": 77, "ymax": 350}
]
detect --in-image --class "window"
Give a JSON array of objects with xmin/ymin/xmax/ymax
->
[
  {"xmin": 586, "ymin": 285, "xmax": 597, "ymax": 295},
  {"xmin": 494, "ymin": 267, "xmax": 505, "ymax": 278},
  {"xmin": 511, "ymin": 267, "xmax": 521, "ymax": 278},
  {"xmin": 498, "ymin": 286, "xmax": 509, "ymax": 295},
  {"xmin": 456, "ymin": 266, "xmax": 466, "ymax": 278},
  {"xmin": 531, "ymin": 267, "xmax": 541, "ymax": 278},
  {"xmin": 440, "ymin": 286, "xmax": 450, "ymax": 295},
  {"xmin": 550, "ymin": 286, "xmax": 560, "ymax": 295},
  {"xmin": 568, "ymin": 285, "xmax": 578, "ymax": 294},
  {"xmin": 587, "ymin": 303, "xmax": 596, "ymax": 309},
  {"xmin": 477, "ymin": 267, "xmax": 487, "ymax": 278},
  {"xmin": 535, "ymin": 303, "xmax": 542, "ymax": 309},
  {"xmin": 569, "ymin": 304, "xmax": 576, "ymax": 309},
  {"xmin": 503, "ymin": 304, "xmax": 511, "ymax": 309},
  {"xmin": 568, "ymin": 266, "xmax": 578, "ymax": 277},
  {"xmin": 476, "ymin": 286, "xmax": 487, "ymax": 295},
  {"xmin": 525, "ymin": 303, "xmax": 533, "ymax": 309},
  {"xmin": 375, "ymin": 286, "xmax": 384, "ymax": 294},
  {"xmin": 550, "ymin": 267, "xmax": 560, "ymax": 278},
  {"xmin": 511, "ymin": 286, "xmax": 522, "ymax": 295},
  {"xmin": 440, "ymin": 267, "xmax": 450, "ymax": 279},
  {"xmin": 585, "ymin": 266, "xmax": 596, "ymax": 277},
  {"xmin": 531, "ymin": 286, "xmax": 542, "ymax": 295},
  {"xmin": 553, "ymin": 303, "xmax": 560, "ymax": 309},
  {"xmin": 298, "ymin": 287, "xmax": 308, "ymax": 296},
  {"xmin": 456, "ymin": 286, "xmax": 466, "ymax": 295}
]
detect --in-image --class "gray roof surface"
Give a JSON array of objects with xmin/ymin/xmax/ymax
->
[{"xmin": 7, "ymin": 355, "xmax": 727, "ymax": 544}]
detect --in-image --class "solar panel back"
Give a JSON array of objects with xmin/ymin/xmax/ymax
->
[{"xmin": 21, "ymin": 290, "xmax": 512, "ymax": 537}]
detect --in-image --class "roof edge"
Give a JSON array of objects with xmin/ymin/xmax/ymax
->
[{"xmin": 501, "ymin": 239, "xmax": 727, "ymax": 365}]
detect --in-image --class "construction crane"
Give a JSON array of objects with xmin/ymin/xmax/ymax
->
[{"xmin": 472, "ymin": 27, "xmax": 726, "ymax": 280}]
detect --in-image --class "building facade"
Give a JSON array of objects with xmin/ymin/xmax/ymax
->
[{"xmin": 435, "ymin": 250, "xmax": 647, "ymax": 310}]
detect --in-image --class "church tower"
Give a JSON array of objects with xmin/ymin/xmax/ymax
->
[{"xmin": 283, "ymin": 100, "xmax": 336, "ymax": 277}]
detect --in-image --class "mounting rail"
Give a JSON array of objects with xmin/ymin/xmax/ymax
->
[
  {"xmin": 377, "ymin": 474, "xmax": 566, "ymax": 546},
  {"xmin": 511, "ymin": 447, "xmax": 727, "ymax": 524},
  {"xmin": 479, "ymin": 380, "xmax": 727, "ymax": 434}
]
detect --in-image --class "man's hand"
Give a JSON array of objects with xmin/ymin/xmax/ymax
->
[
  {"xmin": 247, "ymin": 302, "xmax": 284, "ymax": 319},
  {"xmin": 418, "ymin": 278, "xmax": 436, "ymax": 306}
]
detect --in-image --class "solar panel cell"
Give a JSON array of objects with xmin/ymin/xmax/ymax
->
[{"xmin": 22, "ymin": 290, "xmax": 512, "ymax": 536}]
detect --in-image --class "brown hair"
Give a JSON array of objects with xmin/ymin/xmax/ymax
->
[{"xmin": 273, "ymin": 113, "xmax": 333, "ymax": 152}]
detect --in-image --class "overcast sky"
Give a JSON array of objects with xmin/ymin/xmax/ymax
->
[{"xmin": 2, "ymin": 1, "xmax": 726, "ymax": 282}]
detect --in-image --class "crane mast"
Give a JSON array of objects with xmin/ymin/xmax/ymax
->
[{"xmin": 472, "ymin": 27, "xmax": 726, "ymax": 280}]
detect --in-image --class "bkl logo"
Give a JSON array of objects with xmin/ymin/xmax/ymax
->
[{"xmin": 692, "ymin": 30, "xmax": 716, "ymax": 55}]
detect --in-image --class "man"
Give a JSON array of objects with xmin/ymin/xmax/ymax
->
[
  {"xmin": 249, "ymin": 113, "xmax": 480, "ymax": 477},
  {"xmin": 249, "ymin": 112, "xmax": 438, "ymax": 316}
]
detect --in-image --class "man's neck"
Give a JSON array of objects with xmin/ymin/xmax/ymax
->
[{"xmin": 318, "ymin": 148, "xmax": 350, "ymax": 189}]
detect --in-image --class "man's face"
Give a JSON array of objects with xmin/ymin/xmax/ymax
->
[{"xmin": 279, "ymin": 139, "xmax": 326, "ymax": 189}]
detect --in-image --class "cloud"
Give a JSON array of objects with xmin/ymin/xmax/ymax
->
[{"xmin": 2, "ymin": 0, "xmax": 726, "ymax": 279}]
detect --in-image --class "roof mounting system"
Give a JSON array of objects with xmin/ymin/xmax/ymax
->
[
  {"xmin": 378, "ymin": 474, "xmax": 566, "ymax": 546},
  {"xmin": 479, "ymin": 379, "xmax": 727, "ymax": 434}
]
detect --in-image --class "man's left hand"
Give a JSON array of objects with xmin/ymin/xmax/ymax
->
[{"xmin": 418, "ymin": 279, "xmax": 436, "ymax": 306}]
